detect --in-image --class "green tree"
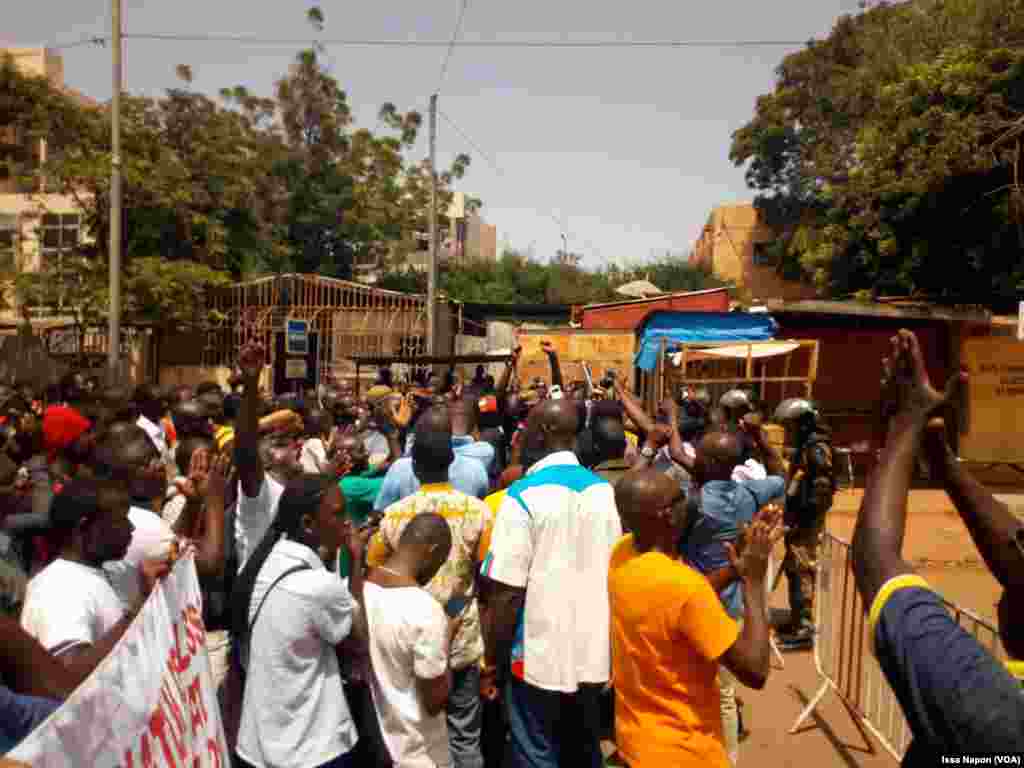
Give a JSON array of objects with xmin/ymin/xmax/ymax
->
[
  {"xmin": 731, "ymin": 0, "xmax": 1024, "ymax": 305},
  {"xmin": 377, "ymin": 249, "xmax": 727, "ymax": 305}
]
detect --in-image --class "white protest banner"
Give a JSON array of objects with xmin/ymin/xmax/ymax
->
[{"xmin": 9, "ymin": 555, "xmax": 230, "ymax": 768}]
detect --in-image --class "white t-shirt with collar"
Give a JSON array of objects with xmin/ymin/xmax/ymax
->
[
  {"xmin": 364, "ymin": 582, "xmax": 451, "ymax": 768},
  {"xmin": 21, "ymin": 558, "xmax": 125, "ymax": 656},
  {"xmin": 237, "ymin": 538, "xmax": 357, "ymax": 768}
]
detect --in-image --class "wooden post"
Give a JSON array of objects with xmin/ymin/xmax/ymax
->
[
  {"xmin": 781, "ymin": 352, "xmax": 792, "ymax": 404},
  {"xmin": 806, "ymin": 340, "xmax": 820, "ymax": 398},
  {"xmin": 658, "ymin": 337, "xmax": 668, "ymax": 403}
]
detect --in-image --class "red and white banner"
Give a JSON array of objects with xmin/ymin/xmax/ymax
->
[{"xmin": 9, "ymin": 555, "xmax": 230, "ymax": 768}]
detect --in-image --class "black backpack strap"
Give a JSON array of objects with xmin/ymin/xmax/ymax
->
[{"xmin": 248, "ymin": 563, "xmax": 311, "ymax": 635}]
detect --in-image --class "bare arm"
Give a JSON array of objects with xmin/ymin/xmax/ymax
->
[
  {"xmin": 630, "ymin": 425, "xmax": 671, "ymax": 472},
  {"xmin": 925, "ymin": 423, "xmax": 1024, "ymax": 592},
  {"xmin": 482, "ymin": 581, "xmax": 525, "ymax": 679},
  {"xmin": 0, "ymin": 616, "xmax": 80, "ymax": 698},
  {"xmin": 58, "ymin": 606, "xmax": 141, "ymax": 683},
  {"xmin": 191, "ymin": 452, "xmax": 229, "ymax": 580},
  {"xmin": 496, "ymin": 348, "xmax": 520, "ymax": 408},
  {"xmin": 664, "ymin": 399, "xmax": 696, "ymax": 473},
  {"xmin": 615, "ymin": 381, "xmax": 656, "ymax": 436},
  {"xmin": 720, "ymin": 571, "xmax": 771, "ymax": 689},
  {"xmin": 852, "ymin": 331, "xmax": 957, "ymax": 607},
  {"xmin": 851, "ymin": 413, "xmax": 920, "ymax": 607},
  {"xmin": 417, "ymin": 618, "xmax": 459, "ymax": 716},
  {"xmin": 235, "ymin": 344, "xmax": 265, "ymax": 498},
  {"xmin": 542, "ymin": 343, "xmax": 564, "ymax": 390},
  {"xmin": 705, "ymin": 565, "xmax": 740, "ymax": 593},
  {"xmin": 745, "ymin": 420, "xmax": 786, "ymax": 478},
  {"xmin": 336, "ymin": 529, "xmax": 372, "ymax": 663},
  {"xmin": 418, "ymin": 668, "xmax": 453, "ymax": 717}
]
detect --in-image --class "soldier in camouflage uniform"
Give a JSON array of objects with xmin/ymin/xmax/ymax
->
[{"xmin": 775, "ymin": 398, "xmax": 835, "ymax": 650}]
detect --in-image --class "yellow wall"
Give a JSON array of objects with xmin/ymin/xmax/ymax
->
[
  {"xmin": 960, "ymin": 337, "xmax": 1024, "ymax": 464},
  {"xmin": 2, "ymin": 48, "xmax": 63, "ymax": 86},
  {"xmin": 691, "ymin": 202, "xmax": 817, "ymax": 302}
]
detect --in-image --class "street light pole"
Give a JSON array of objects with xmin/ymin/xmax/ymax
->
[
  {"xmin": 427, "ymin": 93, "xmax": 438, "ymax": 356},
  {"xmin": 108, "ymin": 0, "xmax": 123, "ymax": 376},
  {"xmin": 561, "ymin": 232, "xmax": 568, "ymax": 262}
]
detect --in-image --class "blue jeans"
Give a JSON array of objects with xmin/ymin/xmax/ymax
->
[
  {"xmin": 504, "ymin": 677, "xmax": 603, "ymax": 768},
  {"xmin": 448, "ymin": 664, "xmax": 484, "ymax": 768}
]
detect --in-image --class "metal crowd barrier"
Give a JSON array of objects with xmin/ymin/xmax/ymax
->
[{"xmin": 789, "ymin": 533, "xmax": 1005, "ymax": 761}]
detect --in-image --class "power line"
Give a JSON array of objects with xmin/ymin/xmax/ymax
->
[
  {"xmin": 439, "ymin": 110, "xmax": 503, "ymax": 177},
  {"xmin": 439, "ymin": 109, "xmax": 569, "ymax": 244},
  {"xmin": 436, "ymin": 0, "xmax": 471, "ymax": 93},
  {"xmin": 46, "ymin": 32, "xmax": 810, "ymax": 50}
]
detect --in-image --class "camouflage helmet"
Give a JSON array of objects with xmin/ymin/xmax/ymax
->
[
  {"xmin": 719, "ymin": 389, "xmax": 753, "ymax": 412},
  {"xmin": 774, "ymin": 397, "xmax": 819, "ymax": 424}
]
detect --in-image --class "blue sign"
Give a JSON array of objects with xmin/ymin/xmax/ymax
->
[{"xmin": 286, "ymin": 318, "xmax": 308, "ymax": 355}]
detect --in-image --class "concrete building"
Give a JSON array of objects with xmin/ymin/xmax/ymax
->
[
  {"xmin": 353, "ymin": 191, "xmax": 498, "ymax": 284},
  {"xmin": 690, "ymin": 202, "xmax": 817, "ymax": 303},
  {"xmin": 0, "ymin": 48, "xmax": 98, "ymax": 322}
]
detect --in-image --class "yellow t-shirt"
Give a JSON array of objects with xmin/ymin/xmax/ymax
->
[
  {"xmin": 609, "ymin": 534, "xmax": 739, "ymax": 768},
  {"xmin": 480, "ymin": 490, "xmax": 507, "ymax": 563}
]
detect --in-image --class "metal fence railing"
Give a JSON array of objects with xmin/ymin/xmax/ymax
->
[{"xmin": 789, "ymin": 534, "xmax": 1006, "ymax": 761}]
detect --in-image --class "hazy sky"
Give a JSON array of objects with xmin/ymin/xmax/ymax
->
[{"xmin": 6, "ymin": 1, "xmax": 856, "ymax": 269}]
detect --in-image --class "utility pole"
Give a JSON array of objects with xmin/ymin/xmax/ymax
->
[
  {"xmin": 108, "ymin": 0, "xmax": 123, "ymax": 376},
  {"xmin": 427, "ymin": 93, "xmax": 438, "ymax": 356}
]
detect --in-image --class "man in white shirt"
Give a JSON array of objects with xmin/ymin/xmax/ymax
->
[
  {"xmin": 480, "ymin": 399, "xmax": 622, "ymax": 768},
  {"xmin": 21, "ymin": 477, "xmax": 167, "ymax": 674},
  {"xmin": 92, "ymin": 424, "xmax": 177, "ymax": 609},
  {"xmin": 234, "ymin": 344, "xmax": 304, "ymax": 572},
  {"xmin": 365, "ymin": 512, "xmax": 458, "ymax": 768}
]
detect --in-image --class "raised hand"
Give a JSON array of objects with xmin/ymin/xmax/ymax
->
[
  {"xmin": 726, "ymin": 513, "xmax": 786, "ymax": 584},
  {"xmin": 186, "ymin": 447, "xmax": 212, "ymax": 499},
  {"xmin": 646, "ymin": 424, "xmax": 673, "ymax": 450},
  {"xmin": 238, "ymin": 341, "xmax": 267, "ymax": 380},
  {"xmin": 881, "ymin": 329, "xmax": 964, "ymax": 424},
  {"xmin": 206, "ymin": 451, "xmax": 231, "ymax": 500},
  {"xmin": 540, "ymin": 340, "xmax": 555, "ymax": 355}
]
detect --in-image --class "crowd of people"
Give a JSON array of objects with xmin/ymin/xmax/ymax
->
[{"xmin": 0, "ymin": 332, "xmax": 1021, "ymax": 767}]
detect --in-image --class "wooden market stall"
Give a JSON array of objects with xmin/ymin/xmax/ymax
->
[{"xmin": 648, "ymin": 338, "xmax": 820, "ymax": 416}]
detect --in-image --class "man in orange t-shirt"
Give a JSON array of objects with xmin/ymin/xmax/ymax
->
[{"xmin": 608, "ymin": 470, "xmax": 782, "ymax": 767}]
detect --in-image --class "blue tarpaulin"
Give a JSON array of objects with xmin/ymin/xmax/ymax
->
[{"xmin": 634, "ymin": 311, "xmax": 778, "ymax": 371}]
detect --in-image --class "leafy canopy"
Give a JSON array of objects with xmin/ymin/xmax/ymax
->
[{"xmin": 730, "ymin": 0, "xmax": 1024, "ymax": 307}]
